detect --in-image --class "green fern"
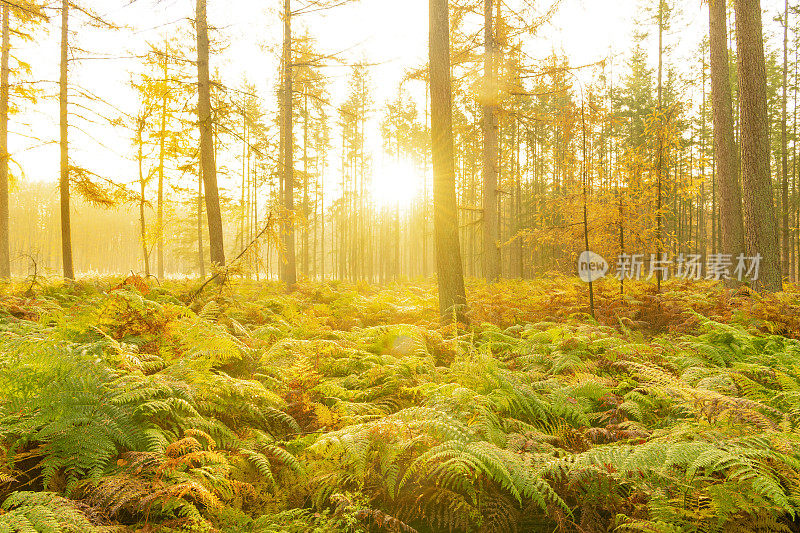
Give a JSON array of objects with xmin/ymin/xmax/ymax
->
[{"xmin": 0, "ymin": 492, "xmax": 98, "ymax": 533}]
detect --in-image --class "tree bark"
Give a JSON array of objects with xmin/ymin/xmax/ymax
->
[
  {"xmin": 303, "ymin": 93, "xmax": 309, "ymax": 277},
  {"xmin": 157, "ymin": 41, "xmax": 168, "ymax": 279},
  {"xmin": 790, "ymin": 48, "xmax": 800, "ymax": 282},
  {"xmin": 195, "ymin": 0, "xmax": 225, "ymax": 272},
  {"xmin": 60, "ymin": 0, "xmax": 74, "ymax": 279},
  {"xmin": 708, "ymin": 0, "xmax": 745, "ymax": 268},
  {"xmin": 197, "ymin": 167, "xmax": 206, "ymax": 278},
  {"xmin": 239, "ymin": 102, "xmax": 247, "ymax": 252},
  {"xmin": 0, "ymin": 5, "xmax": 10, "ymax": 278},
  {"xmin": 137, "ymin": 120, "xmax": 150, "ymax": 278},
  {"xmin": 482, "ymin": 0, "xmax": 500, "ymax": 282},
  {"xmin": 655, "ymin": 0, "xmax": 664, "ymax": 292},
  {"xmin": 734, "ymin": 0, "xmax": 782, "ymax": 291},
  {"xmin": 699, "ymin": 49, "xmax": 707, "ymax": 256},
  {"xmin": 781, "ymin": 0, "xmax": 790, "ymax": 279},
  {"xmin": 429, "ymin": 0, "xmax": 467, "ymax": 319},
  {"xmin": 281, "ymin": 0, "xmax": 297, "ymax": 286}
]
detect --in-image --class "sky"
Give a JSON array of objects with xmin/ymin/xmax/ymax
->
[{"xmin": 7, "ymin": 0, "xmax": 793, "ymax": 207}]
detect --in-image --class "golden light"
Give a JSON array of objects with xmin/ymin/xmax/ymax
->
[{"xmin": 371, "ymin": 159, "xmax": 425, "ymax": 210}]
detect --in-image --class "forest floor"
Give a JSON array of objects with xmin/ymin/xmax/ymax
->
[{"xmin": 0, "ymin": 276, "xmax": 799, "ymax": 532}]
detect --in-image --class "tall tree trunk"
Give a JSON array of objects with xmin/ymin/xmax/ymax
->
[
  {"xmin": 60, "ymin": 0, "xmax": 74, "ymax": 279},
  {"xmin": 781, "ymin": 0, "xmax": 790, "ymax": 278},
  {"xmin": 709, "ymin": 0, "xmax": 745, "ymax": 269},
  {"xmin": 482, "ymin": 0, "xmax": 500, "ymax": 282},
  {"xmin": 195, "ymin": 0, "xmax": 225, "ymax": 272},
  {"xmin": 791, "ymin": 48, "xmax": 800, "ymax": 282},
  {"xmin": 429, "ymin": 0, "xmax": 467, "ymax": 318},
  {"xmin": 239, "ymin": 103, "xmax": 247, "ymax": 252},
  {"xmin": 581, "ymin": 99, "xmax": 595, "ymax": 316},
  {"xmin": 137, "ymin": 122, "xmax": 150, "ymax": 278},
  {"xmin": 197, "ymin": 167, "xmax": 206, "ymax": 278},
  {"xmin": 655, "ymin": 0, "xmax": 664, "ymax": 292},
  {"xmin": 0, "ymin": 5, "xmax": 9, "ymax": 278},
  {"xmin": 157, "ymin": 42, "xmax": 168, "ymax": 279},
  {"xmin": 734, "ymin": 0, "xmax": 783, "ymax": 291},
  {"xmin": 699, "ymin": 51, "xmax": 707, "ymax": 256},
  {"xmin": 320, "ymin": 143, "xmax": 326, "ymax": 279},
  {"xmin": 303, "ymin": 93, "xmax": 309, "ymax": 277},
  {"xmin": 514, "ymin": 108, "xmax": 523, "ymax": 278},
  {"xmin": 281, "ymin": 0, "xmax": 297, "ymax": 286},
  {"xmin": 423, "ymin": 83, "xmax": 429, "ymax": 277}
]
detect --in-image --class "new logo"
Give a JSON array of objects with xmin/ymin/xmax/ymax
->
[{"xmin": 578, "ymin": 251, "xmax": 609, "ymax": 282}]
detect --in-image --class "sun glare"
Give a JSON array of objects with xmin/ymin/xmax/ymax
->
[{"xmin": 371, "ymin": 159, "xmax": 426, "ymax": 210}]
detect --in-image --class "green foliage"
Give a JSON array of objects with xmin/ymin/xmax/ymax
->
[
  {"xmin": 2, "ymin": 278, "xmax": 800, "ymax": 532},
  {"xmin": 0, "ymin": 492, "xmax": 97, "ymax": 533}
]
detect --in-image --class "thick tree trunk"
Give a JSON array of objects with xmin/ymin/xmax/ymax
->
[
  {"xmin": 734, "ymin": 0, "xmax": 782, "ymax": 291},
  {"xmin": 281, "ymin": 0, "xmax": 297, "ymax": 286},
  {"xmin": 195, "ymin": 0, "xmax": 225, "ymax": 272},
  {"xmin": 0, "ymin": 5, "xmax": 9, "ymax": 278},
  {"xmin": 708, "ymin": 0, "xmax": 745, "ymax": 268},
  {"xmin": 781, "ymin": 0, "xmax": 790, "ymax": 279},
  {"xmin": 429, "ymin": 0, "xmax": 467, "ymax": 319},
  {"xmin": 482, "ymin": 0, "xmax": 500, "ymax": 282},
  {"xmin": 60, "ymin": 0, "xmax": 74, "ymax": 279}
]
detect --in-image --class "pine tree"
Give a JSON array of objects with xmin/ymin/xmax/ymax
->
[
  {"xmin": 734, "ymin": 0, "xmax": 783, "ymax": 292},
  {"xmin": 482, "ymin": 0, "xmax": 500, "ymax": 282},
  {"xmin": 429, "ymin": 0, "xmax": 467, "ymax": 319},
  {"xmin": 708, "ymin": 0, "xmax": 745, "ymax": 272},
  {"xmin": 0, "ymin": 4, "xmax": 9, "ymax": 278},
  {"xmin": 59, "ymin": 0, "xmax": 72, "ymax": 279},
  {"xmin": 195, "ymin": 0, "xmax": 226, "ymax": 275},
  {"xmin": 780, "ymin": 0, "xmax": 790, "ymax": 279},
  {"xmin": 281, "ymin": 0, "xmax": 297, "ymax": 286}
]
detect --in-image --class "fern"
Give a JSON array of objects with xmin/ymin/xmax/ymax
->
[{"xmin": 0, "ymin": 492, "xmax": 97, "ymax": 533}]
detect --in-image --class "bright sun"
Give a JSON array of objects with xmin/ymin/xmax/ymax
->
[{"xmin": 371, "ymin": 159, "xmax": 426, "ymax": 210}]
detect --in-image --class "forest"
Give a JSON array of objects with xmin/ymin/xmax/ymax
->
[{"xmin": 1, "ymin": 0, "xmax": 800, "ymax": 531}]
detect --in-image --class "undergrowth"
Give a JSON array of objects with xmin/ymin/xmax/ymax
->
[{"xmin": 0, "ymin": 275, "xmax": 798, "ymax": 532}]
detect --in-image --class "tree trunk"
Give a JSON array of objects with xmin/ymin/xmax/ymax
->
[
  {"xmin": 709, "ymin": 0, "xmax": 745, "ymax": 269},
  {"xmin": 482, "ymin": 0, "xmax": 500, "ymax": 282},
  {"xmin": 320, "ymin": 143, "xmax": 326, "ymax": 279},
  {"xmin": 655, "ymin": 0, "xmax": 664, "ymax": 292},
  {"xmin": 303, "ymin": 93, "xmax": 309, "ymax": 277},
  {"xmin": 0, "ymin": 5, "xmax": 10, "ymax": 278},
  {"xmin": 195, "ymin": 0, "xmax": 225, "ymax": 272},
  {"xmin": 197, "ymin": 167, "xmax": 206, "ymax": 278},
  {"xmin": 699, "ymin": 51, "xmax": 707, "ymax": 256},
  {"xmin": 423, "ymin": 84, "xmax": 429, "ymax": 277},
  {"xmin": 60, "ymin": 0, "xmax": 74, "ymax": 279},
  {"xmin": 734, "ymin": 0, "xmax": 783, "ymax": 291},
  {"xmin": 791, "ymin": 48, "xmax": 800, "ymax": 282},
  {"xmin": 429, "ymin": 0, "xmax": 467, "ymax": 319},
  {"xmin": 157, "ymin": 42, "xmax": 168, "ymax": 280},
  {"xmin": 281, "ymin": 0, "xmax": 297, "ymax": 286},
  {"xmin": 239, "ymin": 103, "xmax": 247, "ymax": 252},
  {"xmin": 137, "ymin": 123, "xmax": 150, "ymax": 278},
  {"xmin": 781, "ymin": 0, "xmax": 790, "ymax": 279}
]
